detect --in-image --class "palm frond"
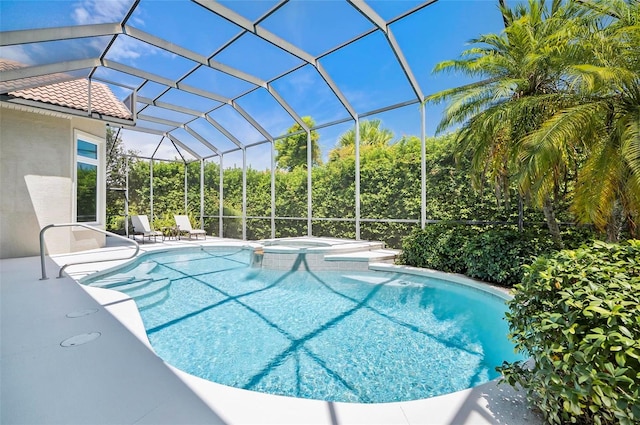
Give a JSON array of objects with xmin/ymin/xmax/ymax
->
[
  {"xmin": 570, "ymin": 64, "xmax": 639, "ymax": 92},
  {"xmin": 620, "ymin": 111, "xmax": 640, "ymax": 178},
  {"xmin": 572, "ymin": 138, "xmax": 624, "ymax": 229}
]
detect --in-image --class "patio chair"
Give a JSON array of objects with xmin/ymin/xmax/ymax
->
[
  {"xmin": 130, "ymin": 215, "xmax": 163, "ymax": 243},
  {"xmin": 174, "ymin": 215, "xmax": 207, "ymax": 240}
]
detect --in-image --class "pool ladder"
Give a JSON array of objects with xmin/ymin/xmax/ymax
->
[{"xmin": 39, "ymin": 223, "xmax": 140, "ymax": 280}]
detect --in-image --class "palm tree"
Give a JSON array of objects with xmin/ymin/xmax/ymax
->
[
  {"xmin": 426, "ymin": 0, "xmax": 585, "ymax": 246},
  {"xmin": 329, "ymin": 119, "xmax": 394, "ymax": 161},
  {"xmin": 520, "ymin": 0, "xmax": 640, "ymax": 240}
]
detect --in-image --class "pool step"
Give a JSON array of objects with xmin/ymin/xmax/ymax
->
[
  {"xmin": 88, "ymin": 275, "xmax": 136, "ymax": 288},
  {"xmin": 129, "ymin": 261, "xmax": 160, "ymax": 275},
  {"xmin": 112, "ymin": 278, "xmax": 158, "ymax": 292},
  {"xmin": 136, "ymin": 289, "xmax": 170, "ymax": 311},
  {"xmin": 342, "ymin": 274, "xmax": 391, "ymax": 285},
  {"xmin": 324, "ymin": 248, "xmax": 400, "ymax": 264},
  {"xmin": 319, "ymin": 242, "xmax": 386, "ymax": 255},
  {"xmin": 122, "ymin": 278, "xmax": 171, "ymax": 300},
  {"xmin": 342, "ymin": 274, "xmax": 419, "ymax": 287}
]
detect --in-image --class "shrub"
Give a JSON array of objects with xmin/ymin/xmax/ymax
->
[
  {"xmin": 463, "ymin": 227, "xmax": 557, "ymax": 286},
  {"xmin": 398, "ymin": 224, "xmax": 561, "ymax": 286},
  {"xmin": 152, "ymin": 213, "xmax": 178, "ymax": 230},
  {"xmin": 106, "ymin": 215, "xmax": 126, "ymax": 234},
  {"xmin": 499, "ymin": 240, "xmax": 640, "ymax": 425},
  {"xmin": 561, "ymin": 225, "xmax": 598, "ymax": 249},
  {"xmin": 398, "ymin": 223, "xmax": 476, "ymax": 273}
]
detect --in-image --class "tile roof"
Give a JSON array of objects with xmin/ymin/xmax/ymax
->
[
  {"xmin": 1, "ymin": 59, "xmax": 132, "ymax": 120},
  {"xmin": 0, "ymin": 59, "xmax": 76, "ymax": 92}
]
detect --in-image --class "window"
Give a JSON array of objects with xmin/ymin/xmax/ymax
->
[{"xmin": 74, "ymin": 131, "xmax": 104, "ymax": 224}]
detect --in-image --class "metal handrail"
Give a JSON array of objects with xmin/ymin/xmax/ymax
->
[{"xmin": 39, "ymin": 223, "xmax": 140, "ymax": 280}]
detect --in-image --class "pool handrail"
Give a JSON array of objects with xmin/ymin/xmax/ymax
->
[{"xmin": 39, "ymin": 223, "xmax": 140, "ymax": 280}]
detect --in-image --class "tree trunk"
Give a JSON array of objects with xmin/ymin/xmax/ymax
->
[
  {"xmin": 542, "ymin": 196, "xmax": 563, "ymax": 248},
  {"xmin": 605, "ymin": 200, "xmax": 623, "ymax": 243},
  {"xmin": 498, "ymin": 0, "xmax": 510, "ymax": 28}
]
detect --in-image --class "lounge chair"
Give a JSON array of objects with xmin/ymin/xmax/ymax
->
[
  {"xmin": 130, "ymin": 215, "xmax": 164, "ymax": 243},
  {"xmin": 174, "ymin": 215, "xmax": 207, "ymax": 240}
]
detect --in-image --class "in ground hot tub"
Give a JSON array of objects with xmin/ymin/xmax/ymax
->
[{"xmin": 259, "ymin": 237, "xmax": 395, "ymax": 271}]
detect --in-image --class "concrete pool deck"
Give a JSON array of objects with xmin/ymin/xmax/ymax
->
[{"xmin": 1, "ymin": 237, "xmax": 542, "ymax": 424}]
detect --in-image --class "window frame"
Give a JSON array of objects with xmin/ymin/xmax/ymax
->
[{"xmin": 73, "ymin": 130, "xmax": 105, "ymax": 226}]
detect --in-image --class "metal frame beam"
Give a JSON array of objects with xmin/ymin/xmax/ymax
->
[
  {"xmin": 1, "ymin": 74, "xmax": 80, "ymax": 94},
  {"xmin": 112, "ymin": 124, "xmax": 165, "ymax": 136},
  {"xmin": 204, "ymin": 115, "xmax": 244, "ymax": 148},
  {"xmin": 184, "ymin": 125, "xmax": 221, "ymax": 156},
  {"xmin": 137, "ymin": 114, "xmax": 182, "ymax": 128},
  {"xmin": 193, "ymin": 0, "xmax": 316, "ymax": 64},
  {"xmin": 193, "ymin": 0, "xmax": 357, "ymax": 119},
  {"xmin": 0, "ymin": 23, "xmax": 122, "ymax": 46},
  {"xmin": 231, "ymin": 102, "xmax": 273, "ymax": 142},
  {"xmin": 354, "ymin": 116, "xmax": 361, "ymax": 240},
  {"xmin": 166, "ymin": 133, "xmax": 202, "ymax": 160},
  {"xmin": 0, "ymin": 59, "xmax": 100, "ymax": 82},
  {"xmin": 124, "ymin": 25, "xmax": 267, "ymax": 88},
  {"xmin": 103, "ymin": 60, "xmax": 230, "ymax": 104},
  {"xmin": 137, "ymin": 97, "xmax": 204, "ymax": 118},
  {"xmin": 267, "ymin": 85, "xmax": 307, "ymax": 130},
  {"xmin": 242, "ymin": 148, "xmax": 247, "ymax": 239},
  {"xmin": 347, "ymin": 0, "xmax": 424, "ymax": 100}
]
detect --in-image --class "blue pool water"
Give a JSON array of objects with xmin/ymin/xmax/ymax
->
[{"xmin": 83, "ymin": 247, "xmax": 522, "ymax": 403}]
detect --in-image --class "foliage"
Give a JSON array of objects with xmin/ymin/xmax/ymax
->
[
  {"xmin": 499, "ymin": 240, "xmax": 640, "ymax": 425},
  {"xmin": 462, "ymin": 226, "xmax": 558, "ymax": 286},
  {"xmin": 114, "ymin": 126, "xmax": 584, "ymax": 249},
  {"xmin": 520, "ymin": 0, "xmax": 640, "ymax": 240},
  {"xmin": 76, "ymin": 164, "xmax": 97, "ymax": 222},
  {"xmin": 105, "ymin": 127, "xmax": 128, "ymax": 232},
  {"xmin": 329, "ymin": 119, "xmax": 395, "ymax": 161},
  {"xmin": 398, "ymin": 223, "xmax": 595, "ymax": 286},
  {"xmin": 426, "ymin": 0, "xmax": 640, "ymax": 242},
  {"xmin": 128, "ymin": 159, "xmax": 187, "ymax": 216},
  {"xmin": 397, "ymin": 223, "xmax": 475, "ymax": 274},
  {"xmin": 275, "ymin": 116, "xmax": 321, "ymax": 171},
  {"xmin": 426, "ymin": 0, "xmax": 583, "ymax": 244}
]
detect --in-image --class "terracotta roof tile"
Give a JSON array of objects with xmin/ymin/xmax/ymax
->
[
  {"xmin": 0, "ymin": 59, "xmax": 76, "ymax": 92},
  {"xmin": 1, "ymin": 59, "xmax": 132, "ymax": 120}
]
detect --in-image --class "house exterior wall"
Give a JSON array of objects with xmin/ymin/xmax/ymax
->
[{"xmin": 0, "ymin": 104, "xmax": 106, "ymax": 259}]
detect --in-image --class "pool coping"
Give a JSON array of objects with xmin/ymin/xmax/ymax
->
[{"xmin": 1, "ymin": 239, "xmax": 542, "ymax": 424}]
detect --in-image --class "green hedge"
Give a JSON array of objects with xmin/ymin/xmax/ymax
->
[
  {"xmin": 397, "ymin": 223, "xmax": 579, "ymax": 286},
  {"xmin": 396, "ymin": 223, "xmax": 473, "ymax": 273},
  {"xmin": 499, "ymin": 241, "xmax": 640, "ymax": 425}
]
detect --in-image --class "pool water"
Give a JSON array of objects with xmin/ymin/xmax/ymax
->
[{"xmin": 84, "ymin": 248, "xmax": 522, "ymax": 403}]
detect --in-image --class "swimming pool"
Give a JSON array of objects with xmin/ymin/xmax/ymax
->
[{"xmin": 83, "ymin": 246, "xmax": 522, "ymax": 403}]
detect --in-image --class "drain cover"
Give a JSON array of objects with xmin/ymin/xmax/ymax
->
[
  {"xmin": 66, "ymin": 308, "xmax": 99, "ymax": 318},
  {"xmin": 60, "ymin": 332, "xmax": 101, "ymax": 347}
]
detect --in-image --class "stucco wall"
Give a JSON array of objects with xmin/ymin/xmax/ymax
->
[{"xmin": 0, "ymin": 105, "xmax": 106, "ymax": 259}]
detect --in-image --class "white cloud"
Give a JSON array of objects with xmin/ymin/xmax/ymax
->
[
  {"xmin": 72, "ymin": 0, "xmax": 133, "ymax": 25},
  {"xmin": 0, "ymin": 45, "xmax": 34, "ymax": 65},
  {"xmin": 72, "ymin": 7, "xmax": 90, "ymax": 24},
  {"xmin": 120, "ymin": 129, "xmax": 163, "ymax": 157},
  {"xmin": 71, "ymin": 0, "xmax": 149, "ymax": 62},
  {"xmin": 105, "ymin": 36, "xmax": 144, "ymax": 61}
]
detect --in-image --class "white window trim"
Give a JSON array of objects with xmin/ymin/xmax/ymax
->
[{"xmin": 73, "ymin": 130, "xmax": 105, "ymax": 226}]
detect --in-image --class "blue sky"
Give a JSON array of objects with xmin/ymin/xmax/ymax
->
[{"xmin": 0, "ymin": 0, "xmax": 509, "ymax": 166}]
